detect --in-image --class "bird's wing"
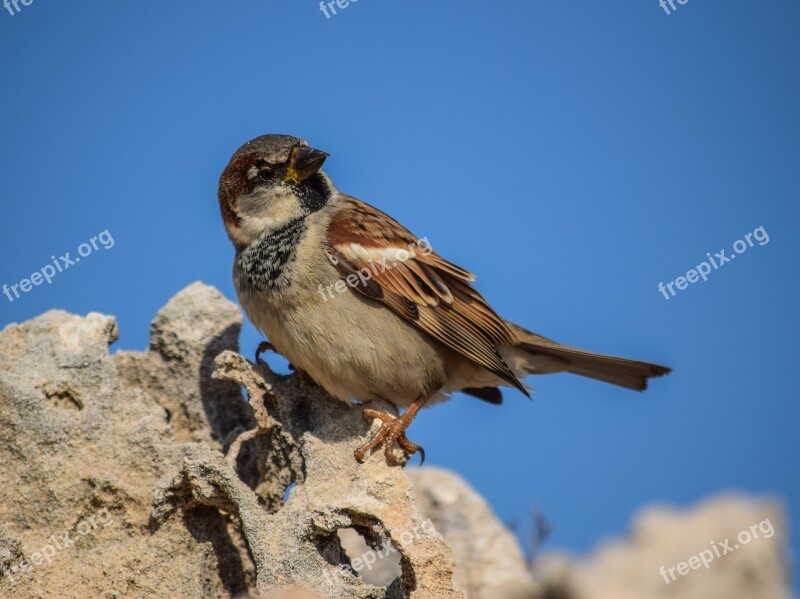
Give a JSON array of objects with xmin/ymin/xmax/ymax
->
[{"xmin": 326, "ymin": 195, "xmax": 527, "ymax": 394}]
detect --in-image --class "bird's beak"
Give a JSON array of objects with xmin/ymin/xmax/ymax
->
[{"xmin": 284, "ymin": 146, "xmax": 329, "ymax": 185}]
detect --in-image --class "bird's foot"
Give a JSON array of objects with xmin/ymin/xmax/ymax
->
[{"xmin": 354, "ymin": 396, "xmax": 427, "ymax": 466}]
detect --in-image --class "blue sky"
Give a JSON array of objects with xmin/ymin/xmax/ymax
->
[{"xmin": 1, "ymin": 0, "xmax": 798, "ymax": 588}]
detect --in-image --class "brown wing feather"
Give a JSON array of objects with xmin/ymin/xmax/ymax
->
[{"xmin": 327, "ymin": 196, "xmax": 527, "ymax": 395}]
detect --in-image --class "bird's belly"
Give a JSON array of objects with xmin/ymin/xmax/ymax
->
[{"xmin": 238, "ymin": 285, "xmax": 448, "ymax": 408}]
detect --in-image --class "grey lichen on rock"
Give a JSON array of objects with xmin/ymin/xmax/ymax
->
[{"xmin": 0, "ymin": 282, "xmax": 465, "ymax": 598}]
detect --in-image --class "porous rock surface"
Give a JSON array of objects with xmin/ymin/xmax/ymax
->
[
  {"xmin": 339, "ymin": 467, "xmax": 542, "ymax": 599},
  {"xmin": 0, "ymin": 282, "xmax": 793, "ymax": 599},
  {"xmin": 0, "ymin": 282, "xmax": 465, "ymax": 598}
]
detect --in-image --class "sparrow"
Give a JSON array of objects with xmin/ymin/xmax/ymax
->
[{"xmin": 218, "ymin": 134, "xmax": 670, "ymax": 466}]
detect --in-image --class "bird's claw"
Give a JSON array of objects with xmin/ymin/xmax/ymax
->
[
  {"xmin": 354, "ymin": 408, "xmax": 425, "ymax": 467},
  {"xmin": 255, "ymin": 341, "xmax": 274, "ymax": 364}
]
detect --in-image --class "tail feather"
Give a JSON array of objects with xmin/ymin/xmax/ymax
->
[{"xmin": 505, "ymin": 322, "xmax": 671, "ymax": 391}]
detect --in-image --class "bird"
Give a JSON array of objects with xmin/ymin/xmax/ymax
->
[{"xmin": 218, "ymin": 134, "xmax": 671, "ymax": 466}]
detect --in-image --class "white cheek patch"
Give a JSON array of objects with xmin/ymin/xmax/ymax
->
[
  {"xmin": 247, "ymin": 166, "xmax": 259, "ymax": 179},
  {"xmin": 238, "ymin": 189, "xmax": 304, "ymax": 236}
]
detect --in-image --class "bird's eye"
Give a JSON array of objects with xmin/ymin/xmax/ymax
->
[{"xmin": 258, "ymin": 168, "xmax": 274, "ymax": 182}]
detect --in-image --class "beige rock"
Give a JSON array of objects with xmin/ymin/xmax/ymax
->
[
  {"xmin": 2, "ymin": 281, "xmax": 792, "ymax": 599},
  {"xmin": 336, "ymin": 467, "xmax": 544, "ymax": 599},
  {"xmin": 408, "ymin": 468, "xmax": 541, "ymax": 599},
  {"xmin": 0, "ymin": 284, "xmax": 256, "ymax": 599},
  {"xmin": 156, "ymin": 350, "xmax": 465, "ymax": 598},
  {"xmin": 534, "ymin": 495, "xmax": 793, "ymax": 599},
  {"xmin": 0, "ymin": 282, "xmax": 465, "ymax": 598}
]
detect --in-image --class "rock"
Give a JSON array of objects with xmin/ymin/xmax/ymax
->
[
  {"xmin": 0, "ymin": 284, "xmax": 255, "ymax": 598},
  {"xmin": 0, "ymin": 282, "xmax": 465, "ymax": 598},
  {"xmin": 338, "ymin": 466, "xmax": 542, "ymax": 598},
  {"xmin": 534, "ymin": 495, "xmax": 793, "ymax": 599},
  {"xmin": 152, "ymin": 351, "xmax": 464, "ymax": 598},
  {"xmin": 114, "ymin": 281, "xmax": 253, "ymax": 445},
  {"xmin": 1, "ymin": 281, "xmax": 792, "ymax": 599},
  {"xmin": 407, "ymin": 468, "xmax": 541, "ymax": 599}
]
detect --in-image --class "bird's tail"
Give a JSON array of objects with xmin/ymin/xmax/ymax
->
[{"xmin": 503, "ymin": 322, "xmax": 671, "ymax": 391}]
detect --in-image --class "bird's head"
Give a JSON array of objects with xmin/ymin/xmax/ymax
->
[{"xmin": 218, "ymin": 134, "xmax": 333, "ymax": 248}]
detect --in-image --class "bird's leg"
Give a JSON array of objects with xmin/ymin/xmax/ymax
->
[{"xmin": 354, "ymin": 395, "xmax": 428, "ymax": 466}]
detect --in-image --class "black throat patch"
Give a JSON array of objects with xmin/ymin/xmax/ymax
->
[{"xmin": 236, "ymin": 218, "xmax": 307, "ymax": 292}]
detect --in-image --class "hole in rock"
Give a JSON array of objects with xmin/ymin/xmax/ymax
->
[
  {"xmin": 336, "ymin": 527, "xmax": 401, "ymax": 588},
  {"xmin": 282, "ymin": 482, "xmax": 297, "ymax": 504}
]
